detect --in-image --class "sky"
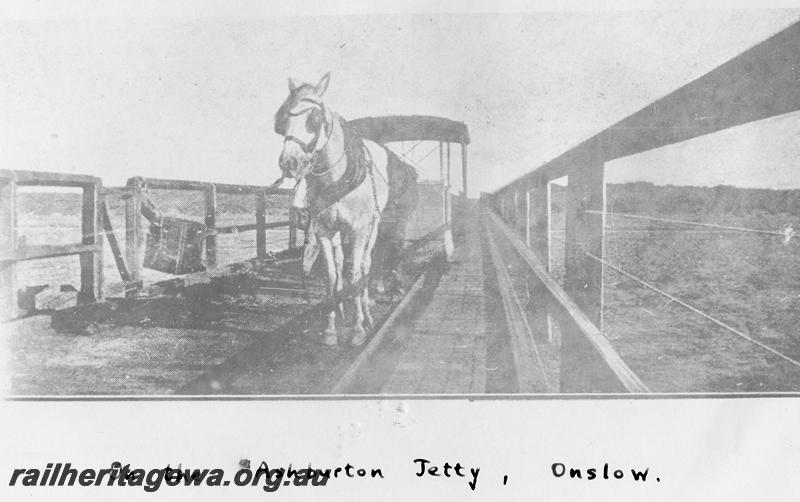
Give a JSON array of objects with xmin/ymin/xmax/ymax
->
[{"xmin": 2, "ymin": 5, "xmax": 800, "ymax": 195}]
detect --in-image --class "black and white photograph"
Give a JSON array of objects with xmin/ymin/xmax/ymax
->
[
  {"xmin": 2, "ymin": 3, "xmax": 800, "ymax": 398},
  {"xmin": 4, "ymin": 2, "xmax": 800, "ymax": 501}
]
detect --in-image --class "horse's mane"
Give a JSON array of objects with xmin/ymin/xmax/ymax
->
[
  {"xmin": 306, "ymin": 116, "xmax": 418, "ymax": 215},
  {"xmin": 306, "ymin": 117, "xmax": 368, "ymax": 214},
  {"xmin": 340, "ymin": 117, "xmax": 368, "ymax": 174}
]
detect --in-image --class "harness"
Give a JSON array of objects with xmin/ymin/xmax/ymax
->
[{"xmin": 305, "ymin": 118, "xmax": 378, "ymax": 217}]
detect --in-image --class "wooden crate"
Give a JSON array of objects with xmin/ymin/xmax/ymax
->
[{"xmin": 143, "ymin": 216, "xmax": 206, "ymax": 275}]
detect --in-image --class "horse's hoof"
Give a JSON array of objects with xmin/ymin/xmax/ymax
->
[
  {"xmin": 322, "ymin": 331, "xmax": 338, "ymax": 346},
  {"xmin": 350, "ymin": 328, "xmax": 367, "ymax": 347}
]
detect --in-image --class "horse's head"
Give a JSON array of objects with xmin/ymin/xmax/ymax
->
[{"xmin": 274, "ymin": 72, "xmax": 333, "ymax": 179}]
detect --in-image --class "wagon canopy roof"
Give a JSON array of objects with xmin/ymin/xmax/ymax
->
[{"xmin": 346, "ymin": 115, "xmax": 470, "ymax": 145}]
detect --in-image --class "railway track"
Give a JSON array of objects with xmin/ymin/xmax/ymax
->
[
  {"xmin": 177, "ymin": 254, "xmax": 448, "ymax": 396},
  {"xmin": 331, "ymin": 268, "xmax": 435, "ymax": 394}
]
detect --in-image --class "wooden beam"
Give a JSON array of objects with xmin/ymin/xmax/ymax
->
[
  {"xmin": 563, "ymin": 153, "xmax": 604, "ymax": 327},
  {"xmin": 213, "ymin": 220, "xmax": 290, "ymax": 235},
  {"xmin": 140, "ymin": 193, "xmax": 163, "ymax": 224},
  {"xmin": 491, "ymin": 21, "xmax": 800, "ymax": 194},
  {"xmin": 526, "ymin": 185, "xmax": 553, "ymax": 345},
  {"xmin": 525, "ymin": 190, "xmax": 531, "ymax": 247},
  {"xmin": 100, "ymin": 199, "xmax": 131, "ymax": 283},
  {"xmin": 256, "ymin": 191, "xmax": 267, "ymax": 259},
  {"xmin": 485, "ymin": 211, "xmax": 648, "ymax": 393},
  {"xmin": 562, "ymin": 150, "xmax": 606, "ymax": 392},
  {"xmin": 545, "ymin": 181, "xmax": 554, "ymax": 343},
  {"xmin": 484, "ymin": 218, "xmax": 551, "ymax": 393},
  {"xmin": 139, "ymin": 177, "xmax": 290, "ymax": 195},
  {"xmin": 0, "ymin": 178, "xmax": 16, "ymax": 319},
  {"xmin": 124, "ymin": 180, "xmax": 143, "ymax": 292},
  {"xmin": 461, "ymin": 143, "xmax": 468, "ymax": 199},
  {"xmin": 2, "ymin": 243, "xmax": 101, "ymax": 262},
  {"xmin": 204, "ymin": 185, "xmax": 217, "ymax": 268},
  {"xmin": 79, "ymin": 181, "xmax": 103, "ymax": 303},
  {"xmin": 0, "ymin": 169, "xmax": 98, "ymax": 187}
]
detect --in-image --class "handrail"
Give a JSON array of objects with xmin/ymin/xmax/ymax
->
[
  {"xmin": 1, "ymin": 243, "xmax": 102, "ymax": 262},
  {"xmin": 0, "ymin": 169, "xmax": 99, "ymax": 188},
  {"xmin": 484, "ymin": 210, "xmax": 649, "ymax": 393},
  {"xmin": 123, "ymin": 175, "xmax": 299, "ymax": 286},
  {"xmin": 212, "ymin": 220, "xmax": 290, "ymax": 235},
  {"xmin": 0, "ymin": 170, "xmax": 300, "ymax": 319},
  {"xmin": 490, "ymin": 20, "xmax": 800, "ymax": 196},
  {"xmin": 136, "ymin": 176, "xmax": 291, "ymax": 195}
]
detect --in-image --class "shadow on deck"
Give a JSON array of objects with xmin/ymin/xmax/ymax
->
[{"xmin": 2, "ymin": 218, "xmax": 490, "ymax": 396}]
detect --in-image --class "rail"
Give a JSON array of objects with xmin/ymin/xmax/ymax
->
[{"xmin": 484, "ymin": 20, "xmax": 800, "ymax": 392}]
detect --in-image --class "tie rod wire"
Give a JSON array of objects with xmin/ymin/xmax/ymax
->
[{"xmin": 585, "ymin": 251, "xmax": 800, "ymax": 370}]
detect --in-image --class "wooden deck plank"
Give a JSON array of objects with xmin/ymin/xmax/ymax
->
[{"xmin": 380, "ymin": 208, "xmax": 491, "ymax": 394}]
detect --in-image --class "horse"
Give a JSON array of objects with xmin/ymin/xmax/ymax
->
[{"xmin": 274, "ymin": 73, "xmax": 417, "ymax": 346}]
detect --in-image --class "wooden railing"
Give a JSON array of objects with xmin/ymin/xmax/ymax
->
[
  {"xmin": 484, "ymin": 20, "xmax": 800, "ymax": 393},
  {"xmin": 0, "ymin": 171, "xmax": 295, "ymax": 320},
  {"xmin": 123, "ymin": 177, "xmax": 294, "ymax": 289},
  {"xmin": 483, "ymin": 211, "xmax": 648, "ymax": 393},
  {"xmin": 1, "ymin": 170, "xmax": 103, "ymax": 320}
]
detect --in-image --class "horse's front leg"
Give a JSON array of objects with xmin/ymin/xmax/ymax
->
[
  {"xmin": 319, "ymin": 236, "xmax": 339, "ymax": 346},
  {"xmin": 331, "ymin": 232, "xmax": 345, "ymax": 327},
  {"xmin": 348, "ymin": 228, "xmax": 370, "ymax": 347}
]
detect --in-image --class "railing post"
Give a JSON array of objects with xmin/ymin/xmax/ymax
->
[
  {"xmin": 124, "ymin": 178, "xmax": 143, "ymax": 295},
  {"xmin": 256, "ymin": 190, "xmax": 267, "ymax": 259},
  {"xmin": 205, "ymin": 184, "xmax": 217, "ymax": 268},
  {"xmin": 526, "ymin": 184, "xmax": 553, "ymax": 344},
  {"xmin": 525, "ymin": 189, "xmax": 531, "ymax": 247},
  {"xmin": 544, "ymin": 181, "xmax": 554, "ymax": 344},
  {"xmin": 79, "ymin": 180, "xmax": 103, "ymax": 303},
  {"xmin": 561, "ymin": 142, "xmax": 606, "ymax": 392},
  {"xmin": 461, "ymin": 143, "xmax": 468, "ymax": 200},
  {"xmin": 0, "ymin": 176, "xmax": 17, "ymax": 319}
]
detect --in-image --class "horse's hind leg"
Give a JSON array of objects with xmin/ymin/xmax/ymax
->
[
  {"xmin": 319, "ymin": 237, "xmax": 338, "ymax": 346},
  {"xmin": 348, "ymin": 224, "xmax": 376, "ymax": 347},
  {"xmin": 332, "ymin": 234, "xmax": 345, "ymax": 337},
  {"xmin": 360, "ymin": 220, "xmax": 380, "ymax": 330}
]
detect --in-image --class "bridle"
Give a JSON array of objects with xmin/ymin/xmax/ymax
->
[
  {"xmin": 278, "ymin": 96, "xmax": 348, "ymax": 179},
  {"xmin": 282, "ymin": 97, "xmax": 333, "ymax": 155}
]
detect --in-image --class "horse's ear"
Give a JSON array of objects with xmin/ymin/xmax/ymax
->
[
  {"xmin": 288, "ymin": 77, "xmax": 301, "ymax": 92},
  {"xmin": 316, "ymin": 72, "xmax": 331, "ymax": 96}
]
